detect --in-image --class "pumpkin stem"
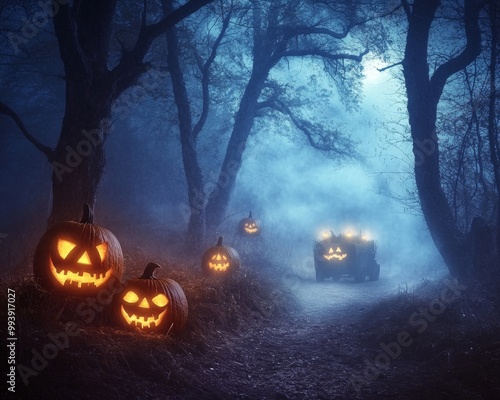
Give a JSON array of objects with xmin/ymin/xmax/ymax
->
[
  {"xmin": 248, "ymin": 211, "xmax": 253, "ymax": 218},
  {"xmin": 140, "ymin": 262, "xmax": 161, "ymax": 279},
  {"xmin": 80, "ymin": 203, "xmax": 94, "ymax": 224},
  {"xmin": 216, "ymin": 236, "xmax": 224, "ymax": 246},
  {"xmin": 330, "ymin": 230, "xmax": 335, "ymax": 238}
]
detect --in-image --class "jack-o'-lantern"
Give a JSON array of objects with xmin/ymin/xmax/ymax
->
[
  {"xmin": 201, "ymin": 236, "xmax": 240, "ymax": 274},
  {"xmin": 323, "ymin": 246, "xmax": 347, "ymax": 261},
  {"xmin": 33, "ymin": 204, "xmax": 123, "ymax": 296},
  {"xmin": 237, "ymin": 211, "xmax": 261, "ymax": 236},
  {"xmin": 114, "ymin": 262, "xmax": 188, "ymax": 334}
]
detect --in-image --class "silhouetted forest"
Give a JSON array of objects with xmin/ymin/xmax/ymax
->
[{"xmin": 1, "ymin": 1, "xmax": 499, "ymax": 399}]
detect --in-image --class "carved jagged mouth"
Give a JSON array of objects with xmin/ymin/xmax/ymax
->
[
  {"xmin": 323, "ymin": 253, "xmax": 347, "ymax": 261},
  {"xmin": 244, "ymin": 227, "xmax": 258, "ymax": 234},
  {"xmin": 120, "ymin": 306, "xmax": 167, "ymax": 329},
  {"xmin": 323, "ymin": 247, "xmax": 347, "ymax": 261},
  {"xmin": 208, "ymin": 262, "xmax": 230, "ymax": 271},
  {"xmin": 49, "ymin": 259, "xmax": 113, "ymax": 288}
]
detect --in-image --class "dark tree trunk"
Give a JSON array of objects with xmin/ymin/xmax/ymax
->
[
  {"xmin": 486, "ymin": 0, "xmax": 500, "ymax": 255},
  {"xmin": 43, "ymin": 0, "xmax": 213, "ymax": 226},
  {"xmin": 203, "ymin": 0, "xmax": 369, "ymax": 230},
  {"xmin": 48, "ymin": 0, "xmax": 117, "ymax": 226},
  {"xmin": 402, "ymin": 0, "xmax": 485, "ymax": 276},
  {"xmin": 164, "ymin": 0, "xmax": 205, "ymax": 247},
  {"xmin": 49, "ymin": 90, "xmax": 111, "ymax": 226},
  {"xmin": 205, "ymin": 71, "xmax": 268, "ymax": 229}
]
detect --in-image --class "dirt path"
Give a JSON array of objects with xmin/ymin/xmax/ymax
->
[{"xmin": 195, "ymin": 276, "xmax": 420, "ymax": 399}]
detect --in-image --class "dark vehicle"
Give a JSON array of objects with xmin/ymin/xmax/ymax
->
[{"xmin": 313, "ymin": 231, "xmax": 380, "ymax": 282}]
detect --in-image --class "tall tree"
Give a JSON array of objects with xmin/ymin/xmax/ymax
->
[
  {"xmin": 0, "ymin": 0, "xmax": 213, "ymax": 227},
  {"xmin": 486, "ymin": 0, "xmax": 500, "ymax": 254},
  {"xmin": 402, "ymin": 0, "xmax": 487, "ymax": 276},
  {"xmin": 163, "ymin": 0, "xmax": 231, "ymax": 247},
  {"xmin": 204, "ymin": 0, "xmax": 390, "ymax": 229}
]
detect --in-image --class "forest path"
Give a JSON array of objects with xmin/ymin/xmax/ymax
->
[{"xmin": 199, "ymin": 276, "xmax": 419, "ymax": 399}]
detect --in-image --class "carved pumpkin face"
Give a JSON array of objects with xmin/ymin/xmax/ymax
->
[
  {"xmin": 323, "ymin": 246, "xmax": 347, "ymax": 261},
  {"xmin": 114, "ymin": 263, "xmax": 188, "ymax": 334},
  {"xmin": 201, "ymin": 236, "xmax": 240, "ymax": 274},
  {"xmin": 237, "ymin": 211, "xmax": 261, "ymax": 236},
  {"xmin": 208, "ymin": 253, "xmax": 230, "ymax": 271},
  {"xmin": 33, "ymin": 204, "xmax": 123, "ymax": 296}
]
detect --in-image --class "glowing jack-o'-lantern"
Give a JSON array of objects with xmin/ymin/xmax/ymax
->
[
  {"xmin": 237, "ymin": 211, "xmax": 261, "ymax": 236},
  {"xmin": 114, "ymin": 262, "xmax": 188, "ymax": 334},
  {"xmin": 323, "ymin": 246, "xmax": 347, "ymax": 261},
  {"xmin": 201, "ymin": 236, "xmax": 240, "ymax": 274},
  {"xmin": 33, "ymin": 204, "xmax": 123, "ymax": 296}
]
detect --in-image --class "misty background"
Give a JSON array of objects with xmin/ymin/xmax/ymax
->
[
  {"xmin": 0, "ymin": 0, "xmax": 461, "ymax": 283},
  {"xmin": 0, "ymin": 53, "xmax": 443, "ymax": 281}
]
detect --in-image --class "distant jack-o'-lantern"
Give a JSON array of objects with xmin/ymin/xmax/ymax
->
[
  {"xmin": 33, "ymin": 204, "xmax": 123, "ymax": 296},
  {"xmin": 323, "ymin": 246, "xmax": 347, "ymax": 261},
  {"xmin": 201, "ymin": 236, "xmax": 240, "ymax": 274},
  {"xmin": 114, "ymin": 262, "xmax": 188, "ymax": 334},
  {"xmin": 237, "ymin": 211, "xmax": 261, "ymax": 236}
]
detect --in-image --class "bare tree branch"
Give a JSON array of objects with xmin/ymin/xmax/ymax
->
[
  {"xmin": 378, "ymin": 61, "xmax": 403, "ymax": 72},
  {"xmin": 108, "ymin": 0, "xmax": 215, "ymax": 98},
  {"xmin": 193, "ymin": 5, "xmax": 232, "ymax": 140},
  {"xmin": 429, "ymin": 0, "xmax": 487, "ymax": 101},
  {"xmin": 401, "ymin": 0, "xmax": 411, "ymax": 19},
  {"xmin": 261, "ymin": 97, "xmax": 354, "ymax": 157},
  {"xmin": 282, "ymin": 48, "xmax": 369, "ymax": 62},
  {"xmin": 0, "ymin": 101, "xmax": 54, "ymax": 160}
]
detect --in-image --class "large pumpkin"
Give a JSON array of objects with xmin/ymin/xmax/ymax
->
[
  {"xmin": 33, "ymin": 204, "xmax": 123, "ymax": 296},
  {"xmin": 237, "ymin": 211, "xmax": 261, "ymax": 236},
  {"xmin": 201, "ymin": 236, "xmax": 240, "ymax": 274},
  {"xmin": 114, "ymin": 262, "xmax": 188, "ymax": 334}
]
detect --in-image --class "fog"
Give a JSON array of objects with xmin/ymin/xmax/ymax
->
[
  {"xmin": 94, "ymin": 56, "xmax": 445, "ymax": 283},
  {"xmin": 0, "ymin": 24, "xmax": 446, "ymax": 284}
]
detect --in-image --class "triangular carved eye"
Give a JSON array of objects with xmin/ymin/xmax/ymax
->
[
  {"xmin": 96, "ymin": 243, "xmax": 108, "ymax": 262},
  {"xmin": 57, "ymin": 239, "xmax": 77, "ymax": 259}
]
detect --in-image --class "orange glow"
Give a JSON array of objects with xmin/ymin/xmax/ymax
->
[
  {"xmin": 208, "ymin": 253, "xmax": 230, "ymax": 271},
  {"xmin": 96, "ymin": 242, "xmax": 108, "ymax": 261},
  {"xmin": 120, "ymin": 306, "xmax": 167, "ymax": 329},
  {"xmin": 152, "ymin": 294, "xmax": 168, "ymax": 307},
  {"xmin": 57, "ymin": 239, "xmax": 77, "ymax": 259},
  {"xmin": 49, "ymin": 257, "xmax": 113, "ymax": 288},
  {"xmin": 323, "ymin": 247, "xmax": 347, "ymax": 261},
  {"xmin": 123, "ymin": 291, "xmax": 139, "ymax": 303}
]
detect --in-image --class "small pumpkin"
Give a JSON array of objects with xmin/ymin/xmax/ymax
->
[
  {"xmin": 33, "ymin": 204, "xmax": 123, "ymax": 296},
  {"xmin": 201, "ymin": 236, "xmax": 240, "ymax": 274},
  {"xmin": 114, "ymin": 262, "xmax": 188, "ymax": 334},
  {"xmin": 237, "ymin": 211, "xmax": 261, "ymax": 236}
]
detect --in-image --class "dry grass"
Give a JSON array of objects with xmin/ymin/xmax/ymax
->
[
  {"xmin": 0, "ymin": 229, "xmax": 299, "ymax": 399},
  {"xmin": 3, "ymin": 222, "xmax": 500, "ymax": 399},
  {"xmin": 356, "ymin": 273, "xmax": 500, "ymax": 399}
]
